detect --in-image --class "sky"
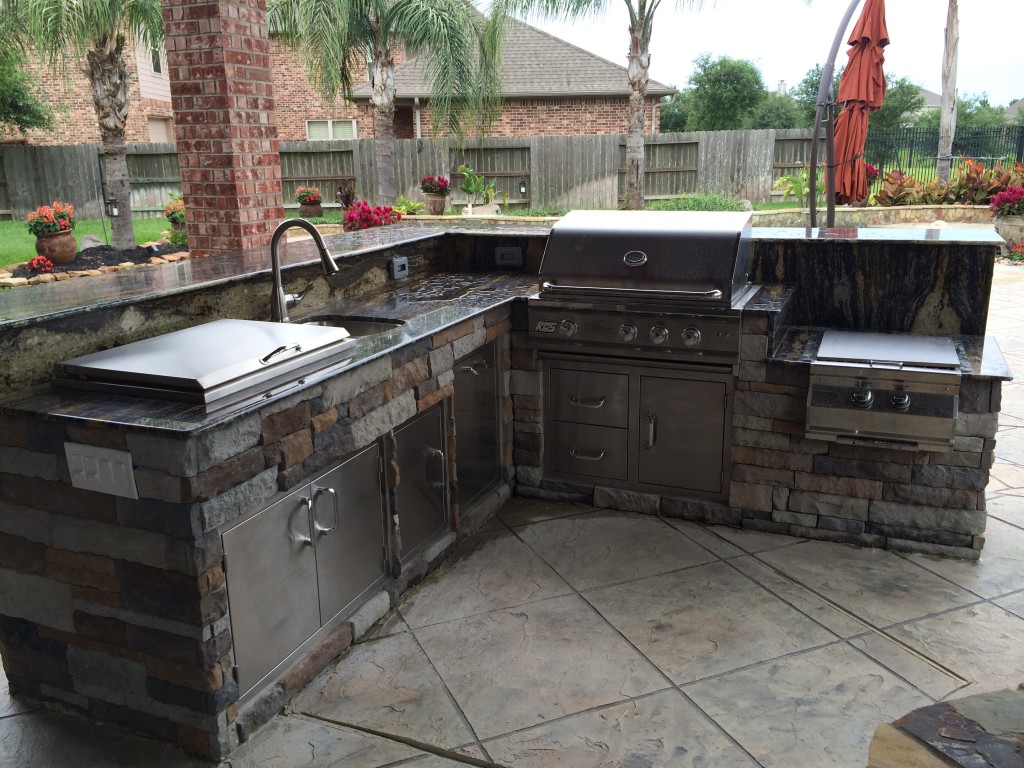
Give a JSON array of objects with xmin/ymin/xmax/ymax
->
[{"xmin": 513, "ymin": 0, "xmax": 1024, "ymax": 108}]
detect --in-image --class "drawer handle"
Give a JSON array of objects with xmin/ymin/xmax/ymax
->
[
  {"xmin": 459, "ymin": 358, "xmax": 491, "ymax": 376},
  {"xmin": 570, "ymin": 446, "xmax": 605, "ymax": 461},
  {"xmin": 570, "ymin": 395, "xmax": 606, "ymax": 409}
]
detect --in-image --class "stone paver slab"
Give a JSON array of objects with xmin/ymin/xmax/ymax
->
[
  {"xmin": 483, "ymin": 689, "xmax": 758, "ymax": 768},
  {"xmin": 586, "ymin": 560, "xmax": 837, "ymax": 684},
  {"xmin": 414, "ymin": 593, "xmax": 665, "ymax": 740}
]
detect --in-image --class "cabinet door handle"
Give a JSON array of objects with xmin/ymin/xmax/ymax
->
[
  {"xmin": 312, "ymin": 485, "xmax": 339, "ymax": 537},
  {"xmin": 428, "ymin": 448, "xmax": 446, "ymax": 489},
  {"xmin": 570, "ymin": 446, "xmax": 605, "ymax": 461},
  {"xmin": 645, "ymin": 413, "xmax": 657, "ymax": 449},
  {"xmin": 570, "ymin": 395, "xmax": 606, "ymax": 409},
  {"xmin": 459, "ymin": 358, "xmax": 490, "ymax": 375},
  {"xmin": 291, "ymin": 497, "xmax": 314, "ymax": 547}
]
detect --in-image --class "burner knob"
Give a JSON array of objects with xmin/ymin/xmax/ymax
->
[
  {"xmin": 681, "ymin": 327, "xmax": 702, "ymax": 347},
  {"xmin": 619, "ymin": 323, "xmax": 638, "ymax": 342},
  {"xmin": 649, "ymin": 325, "xmax": 669, "ymax": 345},
  {"xmin": 891, "ymin": 392, "xmax": 911, "ymax": 411},
  {"xmin": 851, "ymin": 388, "xmax": 874, "ymax": 409},
  {"xmin": 558, "ymin": 319, "xmax": 578, "ymax": 338}
]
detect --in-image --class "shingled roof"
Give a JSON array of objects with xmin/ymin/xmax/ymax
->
[{"xmin": 350, "ymin": 15, "xmax": 675, "ymax": 101}]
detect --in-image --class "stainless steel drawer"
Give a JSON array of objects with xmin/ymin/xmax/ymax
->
[
  {"xmin": 549, "ymin": 368, "xmax": 629, "ymax": 427},
  {"xmin": 547, "ymin": 421, "xmax": 628, "ymax": 480}
]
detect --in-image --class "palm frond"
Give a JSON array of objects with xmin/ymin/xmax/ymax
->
[{"xmin": 268, "ymin": 0, "xmax": 355, "ymax": 102}]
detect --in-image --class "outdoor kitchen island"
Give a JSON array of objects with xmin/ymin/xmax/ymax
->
[{"xmin": 0, "ymin": 220, "xmax": 1010, "ymax": 759}]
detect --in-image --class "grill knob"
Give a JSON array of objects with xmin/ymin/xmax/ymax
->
[
  {"xmin": 891, "ymin": 392, "xmax": 911, "ymax": 411},
  {"xmin": 619, "ymin": 323, "xmax": 638, "ymax": 342},
  {"xmin": 558, "ymin": 319, "xmax": 578, "ymax": 338},
  {"xmin": 681, "ymin": 327, "xmax": 702, "ymax": 347},
  {"xmin": 851, "ymin": 388, "xmax": 874, "ymax": 409},
  {"xmin": 649, "ymin": 325, "xmax": 669, "ymax": 345}
]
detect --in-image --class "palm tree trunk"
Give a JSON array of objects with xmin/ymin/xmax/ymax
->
[
  {"xmin": 937, "ymin": 0, "xmax": 958, "ymax": 182},
  {"xmin": 86, "ymin": 37, "xmax": 136, "ymax": 249},
  {"xmin": 370, "ymin": 52, "xmax": 397, "ymax": 205},
  {"xmin": 624, "ymin": 15, "xmax": 651, "ymax": 210}
]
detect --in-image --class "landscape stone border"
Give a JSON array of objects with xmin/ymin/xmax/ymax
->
[{"xmin": 0, "ymin": 250, "xmax": 193, "ymax": 289}]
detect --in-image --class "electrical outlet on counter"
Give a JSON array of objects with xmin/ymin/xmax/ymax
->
[
  {"xmin": 390, "ymin": 256, "xmax": 409, "ymax": 279},
  {"xmin": 495, "ymin": 246, "xmax": 523, "ymax": 268}
]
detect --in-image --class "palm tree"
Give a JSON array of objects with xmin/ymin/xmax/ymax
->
[
  {"xmin": 1, "ymin": 0, "xmax": 164, "ymax": 249},
  {"xmin": 269, "ymin": 0, "xmax": 504, "ymax": 206},
  {"xmin": 936, "ymin": 0, "xmax": 958, "ymax": 182},
  {"xmin": 498, "ymin": 0, "xmax": 706, "ymax": 210}
]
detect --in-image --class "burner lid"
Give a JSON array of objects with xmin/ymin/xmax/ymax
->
[{"xmin": 817, "ymin": 330, "xmax": 960, "ymax": 370}]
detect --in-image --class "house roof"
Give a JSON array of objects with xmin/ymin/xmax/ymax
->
[
  {"xmin": 1006, "ymin": 98, "xmax": 1023, "ymax": 121},
  {"xmin": 917, "ymin": 87, "xmax": 941, "ymax": 109},
  {"xmin": 350, "ymin": 16, "xmax": 675, "ymax": 102}
]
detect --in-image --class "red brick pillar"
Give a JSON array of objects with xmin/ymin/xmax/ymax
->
[{"xmin": 162, "ymin": 0, "xmax": 284, "ymax": 258}]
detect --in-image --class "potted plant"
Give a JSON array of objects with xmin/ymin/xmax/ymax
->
[
  {"xmin": 296, "ymin": 186, "xmax": 324, "ymax": 218},
  {"xmin": 25, "ymin": 201, "xmax": 77, "ymax": 264},
  {"xmin": 991, "ymin": 185, "xmax": 1024, "ymax": 257},
  {"xmin": 164, "ymin": 195, "xmax": 186, "ymax": 231},
  {"xmin": 457, "ymin": 165, "xmax": 497, "ymax": 214},
  {"xmin": 420, "ymin": 175, "xmax": 450, "ymax": 215}
]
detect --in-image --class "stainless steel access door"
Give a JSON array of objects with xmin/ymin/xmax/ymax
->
[
  {"xmin": 222, "ymin": 487, "xmax": 321, "ymax": 696},
  {"xmin": 454, "ymin": 344, "xmax": 501, "ymax": 510},
  {"xmin": 637, "ymin": 374, "xmax": 729, "ymax": 494},
  {"xmin": 311, "ymin": 443, "xmax": 388, "ymax": 623},
  {"xmin": 395, "ymin": 405, "xmax": 449, "ymax": 562}
]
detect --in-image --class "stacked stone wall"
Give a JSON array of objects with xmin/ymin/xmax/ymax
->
[{"xmin": 0, "ymin": 305, "xmax": 513, "ymax": 759}]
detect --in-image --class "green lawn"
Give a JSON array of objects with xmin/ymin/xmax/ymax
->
[{"xmin": 0, "ymin": 217, "xmax": 171, "ymax": 269}]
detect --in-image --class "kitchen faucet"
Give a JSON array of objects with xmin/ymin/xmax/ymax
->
[{"xmin": 269, "ymin": 218, "xmax": 340, "ymax": 322}]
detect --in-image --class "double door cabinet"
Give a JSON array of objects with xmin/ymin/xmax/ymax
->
[
  {"xmin": 544, "ymin": 356, "xmax": 733, "ymax": 498},
  {"xmin": 223, "ymin": 403, "xmax": 452, "ymax": 700}
]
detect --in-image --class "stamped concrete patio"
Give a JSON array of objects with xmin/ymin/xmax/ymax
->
[{"xmin": 3, "ymin": 264, "xmax": 1024, "ymax": 768}]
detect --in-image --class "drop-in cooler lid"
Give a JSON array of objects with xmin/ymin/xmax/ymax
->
[
  {"xmin": 54, "ymin": 319, "xmax": 357, "ymax": 410},
  {"xmin": 816, "ymin": 330, "xmax": 961, "ymax": 371}
]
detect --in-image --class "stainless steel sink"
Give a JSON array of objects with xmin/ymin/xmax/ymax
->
[{"xmin": 296, "ymin": 317, "xmax": 405, "ymax": 336}]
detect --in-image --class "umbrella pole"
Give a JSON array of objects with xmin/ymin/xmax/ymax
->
[
  {"xmin": 825, "ymin": 104, "xmax": 837, "ymax": 228},
  {"xmin": 809, "ymin": 0, "xmax": 863, "ymax": 229}
]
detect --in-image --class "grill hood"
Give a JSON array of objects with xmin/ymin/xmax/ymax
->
[{"xmin": 538, "ymin": 210, "xmax": 752, "ymax": 304}]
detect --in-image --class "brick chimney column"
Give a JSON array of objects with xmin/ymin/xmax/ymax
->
[{"xmin": 162, "ymin": 0, "xmax": 284, "ymax": 257}]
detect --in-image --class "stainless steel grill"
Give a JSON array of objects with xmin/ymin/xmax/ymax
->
[
  {"xmin": 528, "ymin": 210, "xmax": 755, "ymax": 363},
  {"xmin": 806, "ymin": 330, "xmax": 962, "ymax": 452},
  {"xmin": 528, "ymin": 210, "xmax": 756, "ymax": 501}
]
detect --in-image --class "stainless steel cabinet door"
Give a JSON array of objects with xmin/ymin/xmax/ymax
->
[
  {"xmin": 637, "ymin": 375, "xmax": 727, "ymax": 493},
  {"xmin": 454, "ymin": 344, "xmax": 500, "ymax": 509},
  {"xmin": 311, "ymin": 443, "xmax": 387, "ymax": 624},
  {"xmin": 222, "ymin": 490, "xmax": 320, "ymax": 696},
  {"xmin": 395, "ymin": 405, "xmax": 449, "ymax": 562}
]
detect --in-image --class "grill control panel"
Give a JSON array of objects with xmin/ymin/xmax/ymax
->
[{"xmin": 527, "ymin": 306, "xmax": 742, "ymax": 362}]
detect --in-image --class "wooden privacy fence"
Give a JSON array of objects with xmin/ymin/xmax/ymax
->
[{"xmin": 0, "ymin": 130, "xmax": 842, "ymax": 220}]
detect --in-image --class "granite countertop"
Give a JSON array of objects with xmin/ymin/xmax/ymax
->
[
  {"xmin": 0, "ymin": 220, "xmax": 554, "ymax": 328},
  {"xmin": 0, "ymin": 269, "xmax": 541, "ymax": 434},
  {"xmin": 771, "ymin": 326, "xmax": 1013, "ymax": 381}
]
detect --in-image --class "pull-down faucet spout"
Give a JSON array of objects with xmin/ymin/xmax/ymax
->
[{"xmin": 269, "ymin": 219, "xmax": 340, "ymax": 322}]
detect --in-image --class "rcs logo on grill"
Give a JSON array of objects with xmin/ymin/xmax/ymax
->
[{"xmin": 534, "ymin": 320, "xmax": 558, "ymax": 334}]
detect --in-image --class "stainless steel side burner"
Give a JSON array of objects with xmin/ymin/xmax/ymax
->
[{"xmin": 806, "ymin": 330, "xmax": 962, "ymax": 452}]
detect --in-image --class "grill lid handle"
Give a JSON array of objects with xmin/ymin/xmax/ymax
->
[{"xmin": 541, "ymin": 281, "xmax": 723, "ymax": 301}]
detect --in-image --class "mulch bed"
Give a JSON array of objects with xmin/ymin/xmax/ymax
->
[{"xmin": 9, "ymin": 244, "xmax": 190, "ymax": 280}]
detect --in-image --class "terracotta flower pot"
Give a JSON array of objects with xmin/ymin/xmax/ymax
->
[
  {"xmin": 424, "ymin": 193, "xmax": 448, "ymax": 216},
  {"xmin": 34, "ymin": 230, "xmax": 77, "ymax": 264},
  {"xmin": 298, "ymin": 202, "xmax": 324, "ymax": 218}
]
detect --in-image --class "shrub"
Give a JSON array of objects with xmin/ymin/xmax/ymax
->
[
  {"xmin": 646, "ymin": 193, "xmax": 747, "ymax": 212},
  {"xmin": 343, "ymin": 201, "xmax": 402, "ymax": 231},
  {"xmin": 873, "ymin": 170, "xmax": 921, "ymax": 206},
  {"xmin": 419, "ymin": 175, "xmax": 450, "ymax": 195},
  {"xmin": 164, "ymin": 195, "xmax": 186, "ymax": 225},
  {"xmin": 991, "ymin": 186, "xmax": 1024, "ymax": 217},
  {"xmin": 25, "ymin": 201, "xmax": 75, "ymax": 236},
  {"xmin": 295, "ymin": 186, "xmax": 322, "ymax": 204},
  {"xmin": 394, "ymin": 196, "xmax": 425, "ymax": 215}
]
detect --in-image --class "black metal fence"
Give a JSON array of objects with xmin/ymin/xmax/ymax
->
[{"xmin": 865, "ymin": 125, "xmax": 1024, "ymax": 184}]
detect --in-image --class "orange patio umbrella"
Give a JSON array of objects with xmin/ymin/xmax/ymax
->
[{"xmin": 833, "ymin": 0, "xmax": 888, "ymax": 204}]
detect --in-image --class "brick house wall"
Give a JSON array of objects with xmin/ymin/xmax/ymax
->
[
  {"xmin": 1, "ymin": 45, "xmax": 173, "ymax": 146},
  {"xmin": 5, "ymin": 38, "xmax": 660, "ymax": 146}
]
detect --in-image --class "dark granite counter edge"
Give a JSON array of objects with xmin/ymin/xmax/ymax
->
[
  {"xmin": 771, "ymin": 326, "xmax": 1013, "ymax": 382},
  {"xmin": 0, "ymin": 272, "xmax": 541, "ymax": 435}
]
